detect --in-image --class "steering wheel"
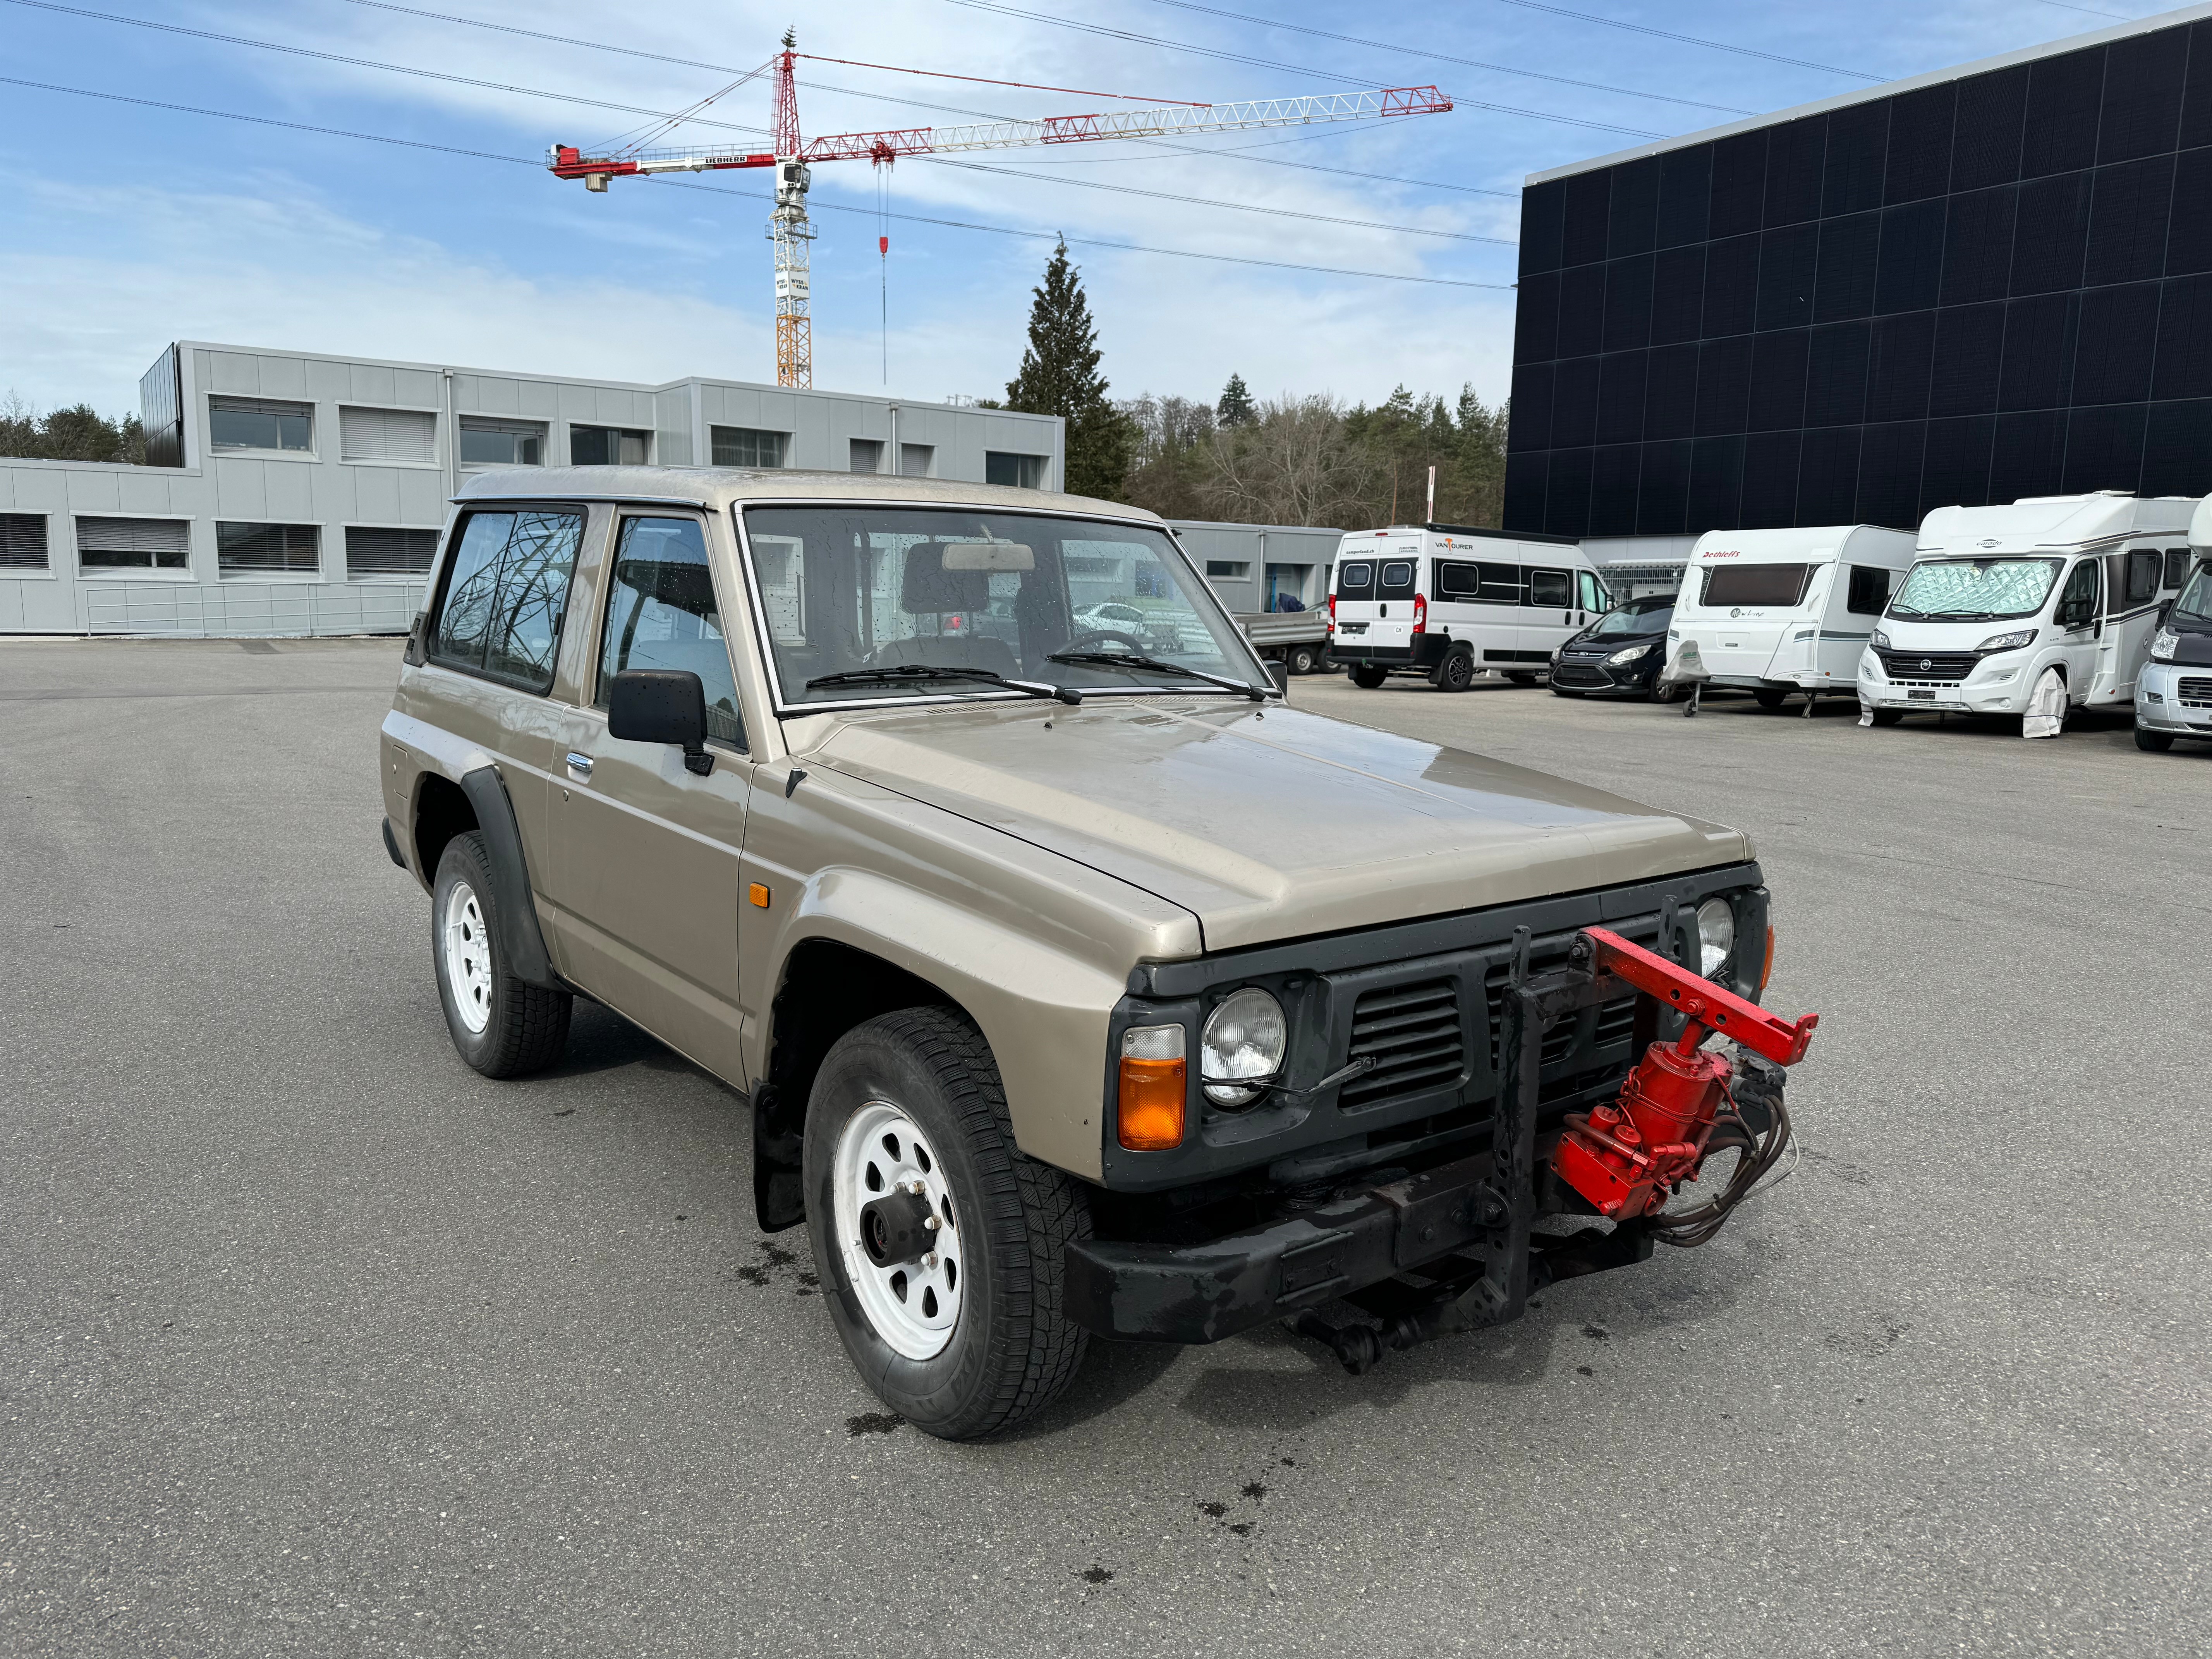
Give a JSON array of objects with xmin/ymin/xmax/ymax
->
[{"xmin": 1062, "ymin": 628, "xmax": 1149, "ymax": 656}]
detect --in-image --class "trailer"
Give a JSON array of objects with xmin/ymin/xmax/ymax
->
[{"xmin": 1237, "ymin": 608, "xmax": 1331, "ymax": 675}]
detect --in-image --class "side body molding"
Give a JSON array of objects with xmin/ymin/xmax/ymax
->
[{"xmin": 459, "ymin": 766, "xmax": 562, "ymax": 991}]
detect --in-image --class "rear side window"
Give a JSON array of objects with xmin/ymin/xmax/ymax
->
[
  {"xmin": 1525, "ymin": 568, "xmax": 1571, "ymax": 606},
  {"xmin": 1701, "ymin": 562, "xmax": 1813, "ymax": 606},
  {"xmin": 1477, "ymin": 562, "xmax": 1522, "ymax": 602},
  {"xmin": 1379, "ymin": 560, "xmax": 1415, "ymax": 593},
  {"xmin": 596, "ymin": 517, "xmax": 745, "ymax": 749},
  {"xmin": 2126, "ymin": 549, "xmax": 2161, "ymax": 604},
  {"xmin": 1336, "ymin": 560, "xmax": 1374, "ymax": 598},
  {"xmin": 1846, "ymin": 565, "xmax": 1891, "ymax": 615},
  {"xmin": 430, "ymin": 507, "xmax": 584, "ymax": 692}
]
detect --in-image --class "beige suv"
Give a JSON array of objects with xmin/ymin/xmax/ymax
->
[{"xmin": 381, "ymin": 466, "xmax": 1785, "ymax": 1437}]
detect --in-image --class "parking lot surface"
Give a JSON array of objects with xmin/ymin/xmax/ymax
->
[{"xmin": 3, "ymin": 639, "xmax": 2207, "ymax": 1657}]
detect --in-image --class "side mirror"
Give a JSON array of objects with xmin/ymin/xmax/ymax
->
[
  {"xmin": 1266, "ymin": 660, "xmax": 1291, "ymax": 696},
  {"xmin": 608, "ymin": 669, "xmax": 713, "ymax": 775}
]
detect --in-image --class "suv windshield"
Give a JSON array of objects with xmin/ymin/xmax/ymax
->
[
  {"xmin": 1889, "ymin": 557, "xmax": 2064, "ymax": 621},
  {"xmin": 1589, "ymin": 599, "xmax": 1670, "ymax": 638},
  {"xmin": 741, "ymin": 505, "xmax": 1257, "ymax": 705},
  {"xmin": 2174, "ymin": 560, "xmax": 2212, "ymax": 627}
]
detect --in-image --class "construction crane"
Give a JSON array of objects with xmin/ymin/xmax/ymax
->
[{"xmin": 549, "ymin": 39, "xmax": 1452, "ymax": 389}]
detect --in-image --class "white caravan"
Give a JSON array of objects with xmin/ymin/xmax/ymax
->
[
  {"xmin": 1666, "ymin": 526, "xmax": 1919, "ymax": 709},
  {"xmin": 1858, "ymin": 492, "xmax": 2196, "ymax": 734},
  {"xmin": 1328, "ymin": 523, "xmax": 1610, "ymax": 692}
]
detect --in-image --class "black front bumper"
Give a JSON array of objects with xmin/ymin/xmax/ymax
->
[{"xmin": 1552, "ymin": 652, "xmax": 1658, "ymax": 693}]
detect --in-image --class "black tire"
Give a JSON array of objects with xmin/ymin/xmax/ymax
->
[
  {"xmin": 1437, "ymin": 648, "xmax": 1477, "ymax": 692},
  {"xmin": 431, "ymin": 832, "xmax": 572, "ymax": 1078},
  {"xmin": 1350, "ymin": 665, "xmax": 1388, "ymax": 689},
  {"xmin": 1753, "ymin": 687, "xmax": 1791, "ymax": 709},
  {"xmin": 804, "ymin": 1008, "xmax": 1091, "ymax": 1441},
  {"xmin": 1287, "ymin": 643, "xmax": 1320, "ymax": 675},
  {"xmin": 2136, "ymin": 726, "xmax": 2175, "ymax": 751},
  {"xmin": 1505, "ymin": 670, "xmax": 1540, "ymax": 686},
  {"xmin": 1868, "ymin": 708, "xmax": 1906, "ymax": 727}
]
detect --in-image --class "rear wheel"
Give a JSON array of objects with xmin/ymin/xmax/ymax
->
[
  {"xmin": 1753, "ymin": 687, "xmax": 1791, "ymax": 709},
  {"xmin": 431, "ymin": 833, "xmax": 571, "ymax": 1078},
  {"xmin": 1436, "ymin": 648, "xmax": 1477, "ymax": 692},
  {"xmin": 2136, "ymin": 726, "xmax": 2175, "ymax": 752},
  {"xmin": 1350, "ymin": 665, "xmax": 1388, "ymax": 689}
]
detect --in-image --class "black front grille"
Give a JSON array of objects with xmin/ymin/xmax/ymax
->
[
  {"xmin": 1340, "ymin": 979, "xmax": 1464, "ymax": 1109},
  {"xmin": 2179, "ymin": 676, "xmax": 2212, "ymax": 705},
  {"xmin": 1877, "ymin": 649, "xmax": 1978, "ymax": 681},
  {"xmin": 1551, "ymin": 663, "xmax": 1609, "ymax": 686}
]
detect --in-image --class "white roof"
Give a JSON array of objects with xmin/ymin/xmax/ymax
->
[
  {"xmin": 1919, "ymin": 493, "xmax": 2198, "ymax": 551},
  {"xmin": 1688, "ymin": 525, "xmax": 1914, "ymax": 562}
]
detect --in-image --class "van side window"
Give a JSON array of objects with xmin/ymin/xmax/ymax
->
[
  {"xmin": 1379, "ymin": 561, "xmax": 1415, "ymax": 593},
  {"xmin": 597, "ymin": 516, "xmax": 745, "ymax": 749},
  {"xmin": 429, "ymin": 507, "xmax": 584, "ymax": 693},
  {"xmin": 1846, "ymin": 565, "xmax": 1891, "ymax": 615},
  {"xmin": 1436, "ymin": 561, "xmax": 1482, "ymax": 598},
  {"xmin": 2056, "ymin": 558, "xmax": 2100, "ymax": 626},
  {"xmin": 1526, "ymin": 568, "xmax": 1571, "ymax": 607},
  {"xmin": 2166, "ymin": 548, "xmax": 2193, "ymax": 591},
  {"xmin": 2126, "ymin": 549, "xmax": 2162, "ymax": 605},
  {"xmin": 1477, "ymin": 562, "xmax": 1521, "ymax": 602}
]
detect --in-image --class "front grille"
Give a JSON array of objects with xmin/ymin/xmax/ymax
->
[
  {"xmin": 1877, "ymin": 649, "xmax": 1978, "ymax": 681},
  {"xmin": 1551, "ymin": 664, "xmax": 1609, "ymax": 686},
  {"xmin": 1340, "ymin": 979, "xmax": 1464, "ymax": 1109},
  {"xmin": 2179, "ymin": 676, "xmax": 2212, "ymax": 706}
]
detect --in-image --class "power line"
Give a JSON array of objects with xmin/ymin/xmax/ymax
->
[
  {"xmin": 5, "ymin": 0, "xmax": 1500, "ymax": 247},
  {"xmin": 932, "ymin": 0, "xmax": 1672, "ymax": 138},
  {"xmin": 1128, "ymin": 0, "xmax": 1755, "ymax": 116},
  {"xmin": 0, "ymin": 74, "xmax": 1515, "ymax": 292},
  {"xmin": 1482, "ymin": 0, "xmax": 1886, "ymax": 82}
]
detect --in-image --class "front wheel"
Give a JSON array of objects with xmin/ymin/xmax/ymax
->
[
  {"xmin": 1867, "ymin": 708, "xmax": 1905, "ymax": 727},
  {"xmin": 804, "ymin": 1008, "xmax": 1091, "ymax": 1440},
  {"xmin": 431, "ymin": 833, "xmax": 572, "ymax": 1078},
  {"xmin": 1349, "ymin": 665, "xmax": 1388, "ymax": 689},
  {"xmin": 2023, "ymin": 665, "xmax": 2068, "ymax": 738},
  {"xmin": 2136, "ymin": 726, "xmax": 2175, "ymax": 752}
]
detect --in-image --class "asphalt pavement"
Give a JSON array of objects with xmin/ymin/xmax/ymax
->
[{"xmin": 3, "ymin": 639, "xmax": 2207, "ymax": 1657}]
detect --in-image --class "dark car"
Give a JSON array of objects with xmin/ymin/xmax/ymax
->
[{"xmin": 1550, "ymin": 595, "xmax": 1676, "ymax": 700}]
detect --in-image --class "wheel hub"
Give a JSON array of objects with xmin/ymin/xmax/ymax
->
[
  {"xmin": 832, "ymin": 1101, "xmax": 963, "ymax": 1360},
  {"xmin": 441, "ymin": 879, "xmax": 493, "ymax": 1035}
]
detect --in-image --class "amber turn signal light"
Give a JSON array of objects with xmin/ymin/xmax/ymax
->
[
  {"xmin": 749, "ymin": 883, "xmax": 771, "ymax": 908},
  {"xmin": 1759, "ymin": 924, "xmax": 1777, "ymax": 992},
  {"xmin": 1118, "ymin": 1058, "xmax": 1186, "ymax": 1150}
]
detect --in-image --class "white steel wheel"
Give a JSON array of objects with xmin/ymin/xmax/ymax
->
[
  {"xmin": 441, "ymin": 879, "xmax": 494, "ymax": 1035},
  {"xmin": 831, "ymin": 1100, "xmax": 963, "ymax": 1361}
]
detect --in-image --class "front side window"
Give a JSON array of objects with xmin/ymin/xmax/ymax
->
[
  {"xmin": 1526, "ymin": 568, "xmax": 1571, "ymax": 607},
  {"xmin": 209, "ymin": 397, "xmax": 312, "ymax": 453},
  {"xmin": 1890, "ymin": 557, "xmax": 2064, "ymax": 622},
  {"xmin": 459, "ymin": 421, "xmax": 544, "ymax": 467},
  {"xmin": 216, "ymin": 522, "xmax": 319, "ymax": 576},
  {"xmin": 2173, "ymin": 561, "xmax": 2212, "ymax": 626},
  {"xmin": 596, "ymin": 517, "xmax": 744, "ymax": 749},
  {"xmin": 429, "ymin": 508, "xmax": 584, "ymax": 691},
  {"xmin": 2055, "ymin": 558, "xmax": 2101, "ymax": 627},
  {"xmin": 1578, "ymin": 570, "xmax": 1607, "ymax": 611},
  {"xmin": 1701, "ymin": 562, "xmax": 1813, "ymax": 607},
  {"xmin": 711, "ymin": 426, "xmax": 787, "ymax": 468},
  {"xmin": 739, "ymin": 505, "xmax": 1254, "ymax": 706},
  {"xmin": 1847, "ymin": 565, "xmax": 1891, "ymax": 615},
  {"xmin": 571, "ymin": 426, "xmax": 649, "ymax": 467}
]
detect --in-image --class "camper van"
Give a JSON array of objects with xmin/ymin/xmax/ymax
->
[
  {"xmin": 1327, "ymin": 523, "xmax": 1610, "ymax": 691},
  {"xmin": 1666, "ymin": 526, "xmax": 1919, "ymax": 710},
  {"xmin": 1858, "ymin": 493, "xmax": 2195, "ymax": 733}
]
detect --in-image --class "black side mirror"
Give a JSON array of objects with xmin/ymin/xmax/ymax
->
[
  {"xmin": 608, "ymin": 669, "xmax": 713, "ymax": 775},
  {"xmin": 1266, "ymin": 661, "xmax": 1290, "ymax": 696}
]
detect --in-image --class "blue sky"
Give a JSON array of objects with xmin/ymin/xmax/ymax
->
[{"xmin": 0, "ymin": 0, "xmax": 2175, "ymax": 419}]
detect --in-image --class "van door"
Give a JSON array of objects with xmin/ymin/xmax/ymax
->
[
  {"xmin": 547, "ymin": 512, "xmax": 755, "ymax": 1083},
  {"xmin": 2051, "ymin": 556, "xmax": 2102, "ymax": 701},
  {"xmin": 2102, "ymin": 546, "xmax": 2166, "ymax": 697},
  {"xmin": 1368, "ymin": 551, "xmax": 1420, "ymax": 659},
  {"xmin": 1520, "ymin": 563, "xmax": 1578, "ymax": 664},
  {"xmin": 1331, "ymin": 551, "xmax": 1379, "ymax": 654}
]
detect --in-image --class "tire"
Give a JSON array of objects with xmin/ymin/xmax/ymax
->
[
  {"xmin": 2136, "ymin": 726, "xmax": 2175, "ymax": 752},
  {"xmin": 1505, "ymin": 671, "xmax": 1540, "ymax": 687},
  {"xmin": 1287, "ymin": 643, "xmax": 1320, "ymax": 675},
  {"xmin": 1753, "ymin": 687, "xmax": 1791, "ymax": 709},
  {"xmin": 804, "ymin": 1008, "xmax": 1091, "ymax": 1440},
  {"xmin": 1650, "ymin": 680, "xmax": 1678, "ymax": 704},
  {"xmin": 1437, "ymin": 649, "xmax": 1477, "ymax": 692},
  {"xmin": 431, "ymin": 832, "xmax": 572, "ymax": 1078},
  {"xmin": 1868, "ymin": 708, "xmax": 1905, "ymax": 727},
  {"xmin": 1350, "ymin": 665, "xmax": 1388, "ymax": 689}
]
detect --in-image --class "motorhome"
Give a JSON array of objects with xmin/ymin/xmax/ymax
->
[
  {"xmin": 1666, "ymin": 526, "xmax": 1919, "ymax": 711},
  {"xmin": 2131, "ymin": 498, "xmax": 2212, "ymax": 753},
  {"xmin": 1327, "ymin": 523, "xmax": 1609, "ymax": 692},
  {"xmin": 1858, "ymin": 493, "xmax": 2195, "ymax": 734}
]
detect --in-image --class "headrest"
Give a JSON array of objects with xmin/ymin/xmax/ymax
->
[{"xmin": 900, "ymin": 544, "xmax": 991, "ymax": 614}]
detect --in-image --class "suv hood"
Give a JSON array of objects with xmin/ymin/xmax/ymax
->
[{"xmin": 799, "ymin": 699, "xmax": 1753, "ymax": 951}]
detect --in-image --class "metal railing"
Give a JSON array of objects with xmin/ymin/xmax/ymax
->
[{"xmin": 82, "ymin": 582, "xmax": 425, "ymax": 638}]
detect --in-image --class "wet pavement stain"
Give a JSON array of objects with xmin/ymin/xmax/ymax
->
[{"xmin": 845, "ymin": 1412, "xmax": 903, "ymax": 1437}]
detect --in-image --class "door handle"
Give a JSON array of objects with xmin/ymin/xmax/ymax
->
[{"xmin": 565, "ymin": 752, "xmax": 594, "ymax": 775}]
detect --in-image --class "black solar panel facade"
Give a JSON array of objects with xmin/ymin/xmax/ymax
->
[{"xmin": 1505, "ymin": 16, "xmax": 2212, "ymax": 536}]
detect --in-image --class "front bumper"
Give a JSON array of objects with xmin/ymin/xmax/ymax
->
[
  {"xmin": 1551, "ymin": 651, "xmax": 1659, "ymax": 692},
  {"xmin": 1856, "ymin": 647, "xmax": 2035, "ymax": 714},
  {"xmin": 2137, "ymin": 661, "xmax": 2212, "ymax": 735}
]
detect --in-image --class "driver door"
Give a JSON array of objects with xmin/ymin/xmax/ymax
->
[{"xmin": 2052, "ymin": 557, "xmax": 2101, "ymax": 702}]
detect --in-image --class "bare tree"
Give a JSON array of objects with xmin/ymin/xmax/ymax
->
[{"xmin": 1200, "ymin": 394, "xmax": 1380, "ymax": 528}]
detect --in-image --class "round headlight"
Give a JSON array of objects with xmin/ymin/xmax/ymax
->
[
  {"xmin": 1695, "ymin": 898, "xmax": 1735, "ymax": 978},
  {"xmin": 1201, "ymin": 987, "xmax": 1286, "ymax": 1108}
]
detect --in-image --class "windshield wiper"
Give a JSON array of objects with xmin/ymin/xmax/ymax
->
[
  {"xmin": 804, "ymin": 663, "xmax": 1081, "ymax": 704},
  {"xmin": 1046, "ymin": 650, "xmax": 1268, "ymax": 700}
]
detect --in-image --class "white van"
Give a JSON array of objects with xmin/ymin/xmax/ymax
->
[
  {"xmin": 1667, "ymin": 526, "xmax": 1918, "ymax": 711},
  {"xmin": 1327, "ymin": 523, "xmax": 1610, "ymax": 692},
  {"xmin": 1858, "ymin": 492, "xmax": 2195, "ymax": 733}
]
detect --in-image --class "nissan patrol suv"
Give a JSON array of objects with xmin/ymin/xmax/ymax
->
[{"xmin": 381, "ymin": 467, "xmax": 1796, "ymax": 1439}]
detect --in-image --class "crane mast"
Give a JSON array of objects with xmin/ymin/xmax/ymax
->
[{"xmin": 548, "ymin": 45, "xmax": 1451, "ymax": 389}]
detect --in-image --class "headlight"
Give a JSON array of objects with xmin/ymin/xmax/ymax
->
[
  {"xmin": 2152, "ymin": 625, "xmax": 2181, "ymax": 663},
  {"xmin": 1695, "ymin": 898, "xmax": 1735, "ymax": 978},
  {"xmin": 1976, "ymin": 629, "xmax": 2037, "ymax": 653},
  {"xmin": 1872, "ymin": 628, "xmax": 1892, "ymax": 650},
  {"xmin": 1606, "ymin": 642, "xmax": 1654, "ymax": 665},
  {"xmin": 1200, "ymin": 987, "xmax": 1286, "ymax": 1108}
]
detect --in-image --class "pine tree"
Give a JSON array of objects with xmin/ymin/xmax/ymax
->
[
  {"xmin": 1005, "ymin": 241, "xmax": 1130, "ymax": 499},
  {"xmin": 1216, "ymin": 373, "xmax": 1255, "ymax": 427}
]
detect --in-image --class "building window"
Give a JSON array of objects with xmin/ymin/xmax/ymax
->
[
  {"xmin": 346, "ymin": 526, "xmax": 439, "ymax": 580},
  {"xmin": 849, "ymin": 438, "xmax": 884, "ymax": 473},
  {"xmin": 208, "ymin": 397, "xmax": 313, "ymax": 453},
  {"xmin": 711, "ymin": 426, "xmax": 788, "ymax": 468},
  {"xmin": 572, "ymin": 425, "xmax": 649, "ymax": 466},
  {"xmin": 898, "ymin": 443, "xmax": 934, "ymax": 478},
  {"xmin": 339, "ymin": 406, "xmax": 437, "ymax": 464},
  {"xmin": 217, "ymin": 522, "xmax": 321, "ymax": 577},
  {"xmin": 77, "ymin": 517, "xmax": 189, "ymax": 570},
  {"xmin": 0, "ymin": 513, "xmax": 48, "ymax": 571},
  {"xmin": 985, "ymin": 451, "xmax": 1046, "ymax": 489},
  {"xmin": 1206, "ymin": 560, "xmax": 1251, "ymax": 579},
  {"xmin": 459, "ymin": 419, "xmax": 544, "ymax": 467}
]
